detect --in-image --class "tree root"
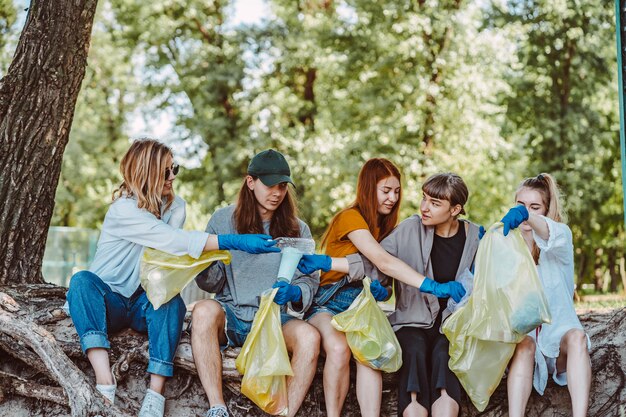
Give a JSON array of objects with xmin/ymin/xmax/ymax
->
[
  {"xmin": 0, "ymin": 370, "xmax": 67, "ymax": 405},
  {"xmin": 0, "ymin": 291, "xmax": 132, "ymax": 417}
]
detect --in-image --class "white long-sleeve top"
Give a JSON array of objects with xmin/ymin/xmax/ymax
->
[
  {"xmin": 530, "ymin": 216, "xmax": 590, "ymax": 394},
  {"xmin": 88, "ymin": 195, "xmax": 209, "ymax": 297}
]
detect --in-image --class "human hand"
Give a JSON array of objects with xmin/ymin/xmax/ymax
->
[
  {"xmin": 419, "ymin": 278, "xmax": 466, "ymax": 303},
  {"xmin": 217, "ymin": 234, "xmax": 280, "ymax": 254},
  {"xmin": 272, "ymin": 281, "xmax": 302, "ymax": 305},
  {"xmin": 369, "ymin": 279, "xmax": 389, "ymax": 302},
  {"xmin": 297, "ymin": 254, "xmax": 332, "ymax": 274},
  {"xmin": 500, "ymin": 205, "xmax": 529, "ymax": 236}
]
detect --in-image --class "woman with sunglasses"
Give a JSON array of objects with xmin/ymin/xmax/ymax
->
[
  {"xmin": 499, "ymin": 173, "xmax": 591, "ymax": 417},
  {"xmin": 66, "ymin": 138, "xmax": 278, "ymax": 417}
]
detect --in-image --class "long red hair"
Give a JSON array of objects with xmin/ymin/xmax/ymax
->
[
  {"xmin": 234, "ymin": 176, "xmax": 301, "ymax": 238},
  {"xmin": 322, "ymin": 158, "xmax": 402, "ymax": 248}
]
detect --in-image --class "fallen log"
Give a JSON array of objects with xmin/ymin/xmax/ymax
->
[{"xmin": 0, "ymin": 284, "xmax": 624, "ymax": 416}]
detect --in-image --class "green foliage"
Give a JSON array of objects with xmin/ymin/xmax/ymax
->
[
  {"xmin": 47, "ymin": 0, "xmax": 624, "ymax": 290},
  {"xmin": 0, "ymin": 0, "xmax": 17, "ymax": 73},
  {"xmin": 487, "ymin": 0, "xmax": 625, "ymax": 286},
  {"xmin": 53, "ymin": 1, "xmax": 138, "ymax": 227}
]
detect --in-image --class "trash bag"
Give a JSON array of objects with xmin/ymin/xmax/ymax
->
[
  {"xmin": 331, "ymin": 278, "xmax": 402, "ymax": 373},
  {"xmin": 442, "ymin": 223, "xmax": 551, "ymax": 411},
  {"xmin": 235, "ymin": 289, "xmax": 293, "ymax": 416},
  {"xmin": 140, "ymin": 248, "xmax": 231, "ymax": 309},
  {"xmin": 447, "ymin": 268, "xmax": 474, "ymax": 313}
]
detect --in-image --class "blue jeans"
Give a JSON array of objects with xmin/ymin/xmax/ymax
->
[
  {"xmin": 66, "ymin": 270, "xmax": 186, "ymax": 377},
  {"xmin": 304, "ymin": 282, "xmax": 363, "ymax": 320},
  {"xmin": 219, "ymin": 301, "xmax": 294, "ymax": 349}
]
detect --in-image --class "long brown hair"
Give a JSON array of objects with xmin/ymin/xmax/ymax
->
[
  {"xmin": 322, "ymin": 158, "xmax": 402, "ymax": 248},
  {"xmin": 234, "ymin": 176, "xmax": 301, "ymax": 237},
  {"xmin": 516, "ymin": 173, "xmax": 565, "ymax": 264},
  {"xmin": 112, "ymin": 138, "xmax": 174, "ymax": 218}
]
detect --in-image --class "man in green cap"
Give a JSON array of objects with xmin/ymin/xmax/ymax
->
[{"xmin": 191, "ymin": 149, "xmax": 321, "ymax": 417}]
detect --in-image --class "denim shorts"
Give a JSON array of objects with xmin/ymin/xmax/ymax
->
[
  {"xmin": 304, "ymin": 283, "xmax": 363, "ymax": 321},
  {"xmin": 219, "ymin": 302, "xmax": 294, "ymax": 349}
]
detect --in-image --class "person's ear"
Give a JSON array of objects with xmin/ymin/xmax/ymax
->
[
  {"xmin": 450, "ymin": 204, "xmax": 462, "ymax": 217},
  {"xmin": 246, "ymin": 175, "xmax": 255, "ymax": 190}
]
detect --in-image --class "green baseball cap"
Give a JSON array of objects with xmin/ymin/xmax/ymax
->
[{"xmin": 247, "ymin": 149, "xmax": 295, "ymax": 187}]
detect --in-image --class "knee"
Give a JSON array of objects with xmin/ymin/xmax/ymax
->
[
  {"xmin": 160, "ymin": 295, "xmax": 187, "ymax": 320},
  {"xmin": 68, "ymin": 271, "xmax": 101, "ymax": 295},
  {"xmin": 515, "ymin": 336, "xmax": 536, "ymax": 358},
  {"xmin": 292, "ymin": 324, "xmax": 321, "ymax": 359},
  {"xmin": 325, "ymin": 339, "xmax": 351, "ymax": 366},
  {"xmin": 191, "ymin": 300, "xmax": 223, "ymax": 332},
  {"xmin": 565, "ymin": 329, "xmax": 587, "ymax": 351}
]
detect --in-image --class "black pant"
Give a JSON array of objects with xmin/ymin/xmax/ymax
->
[{"xmin": 395, "ymin": 325, "xmax": 462, "ymax": 414}]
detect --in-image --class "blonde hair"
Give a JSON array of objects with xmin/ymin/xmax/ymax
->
[
  {"xmin": 112, "ymin": 138, "xmax": 174, "ymax": 218},
  {"xmin": 516, "ymin": 173, "xmax": 566, "ymax": 263}
]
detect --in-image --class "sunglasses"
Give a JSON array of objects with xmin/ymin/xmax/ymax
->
[{"xmin": 165, "ymin": 164, "xmax": 180, "ymax": 179}]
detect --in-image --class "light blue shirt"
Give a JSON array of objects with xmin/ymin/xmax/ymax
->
[{"xmin": 88, "ymin": 195, "xmax": 208, "ymax": 297}]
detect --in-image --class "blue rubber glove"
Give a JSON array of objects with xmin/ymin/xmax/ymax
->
[
  {"xmin": 419, "ymin": 277, "xmax": 466, "ymax": 303},
  {"xmin": 478, "ymin": 225, "xmax": 486, "ymax": 240},
  {"xmin": 217, "ymin": 234, "xmax": 280, "ymax": 254},
  {"xmin": 272, "ymin": 281, "xmax": 302, "ymax": 305},
  {"xmin": 369, "ymin": 280, "xmax": 389, "ymax": 302},
  {"xmin": 297, "ymin": 254, "xmax": 332, "ymax": 275},
  {"xmin": 500, "ymin": 205, "xmax": 529, "ymax": 236}
]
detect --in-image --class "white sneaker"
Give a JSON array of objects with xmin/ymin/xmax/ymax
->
[
  {"xmin": 95, "ymin": 370, "xmax": 116, "ymax": 404},
  {"xmin": 138, "ymin": 389, "xmax": 165, "ymax": 417},
  {"xmin": 205, "ymin": 405, "xmax": 229, "ymax": 417}
]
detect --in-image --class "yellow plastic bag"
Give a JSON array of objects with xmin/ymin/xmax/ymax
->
[
  {"xmin": 140, "ymin": 248, "xmax": 231, "ymax": 309},
  {"xmin": 331, "ymin": 278, "xmax": 402, "ymax": 373},
  {"xmin": 235, "ymin": 289, "xmax": 293, "ymax": 416},
  {"xmin": 442, "ymin": 223, "xmax": 551, "ymax": 411}
]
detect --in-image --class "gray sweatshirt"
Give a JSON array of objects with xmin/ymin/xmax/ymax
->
[{"xmin": 195, "ymin": 205, "xmax": 319, "ymax": 322}]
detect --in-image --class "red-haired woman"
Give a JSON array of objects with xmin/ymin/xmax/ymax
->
[
  {"xmin": 66, "ymin": 139, "xmax": 278, "ymax": 417},
  {"xmin": 298, "ymin": 161, "xmax": 467, "ymax": 417}
]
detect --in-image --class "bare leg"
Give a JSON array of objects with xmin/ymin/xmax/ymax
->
[
  {"xmin": 308, "ymin": 313, "xmax": 351, "ymax": 417},
  {"xmin": 191, "ymin": 300, "xmax": 228, "ymax": 407},
  {"xmin": 507, "ymin": 336, "xmax": 535, "ymax": 417},
  {"xmin": 431, "ymin": 389, "xmax": 459, "ymax": 417},
  {"xmin": 149, "ymin": 374, "xmax": 167, "ymax": 394},
  {"xmin": 556, "ymin": 329, "xmax": 590, "ymax": 417},
  {"xmin": 355, "ymin": 361, "xmax": 382, "ymax": 417},
  {"xmin": 87, "ymin": 348, "xmax": 113, "ymax": 385},
  {"xmin": 282, "ymin": 319, "xmax": 321, "ymax": 417},
  {"xmin": 403, "ymin": 393, "xmax": 428, "ymax": 417}
]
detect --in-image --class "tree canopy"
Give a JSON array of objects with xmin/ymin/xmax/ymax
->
[{"xmin": 1, "ymin": 0, "xmax": 622, "ymax": 291}]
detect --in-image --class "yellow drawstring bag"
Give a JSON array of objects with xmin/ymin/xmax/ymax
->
[
  {"xmin": 235, "ymin": 289, "xmax": 293, "ymax": 416},
  {"xmin": 331, "ymin": 278, "xmax": 402, "ymax": 373},
  {"xmin": 140, "ymin": 248, "xmax": 231, "ymax": 309},
  {"xmin": 442, "ymin": 223, "xmax": 551, "ymax": 411}
]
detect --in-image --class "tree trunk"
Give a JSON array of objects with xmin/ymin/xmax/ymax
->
[
  {"xmin": 0, "ymin": 0, "xmax": 98, "ymax": 285},
  {"xmin": 608, "ymin": 248, "xmax": 620, "ymax": 293},
  {"xmin": 593, "ymin": 248, "xmax": 604, "ymax": 292},
  {"xmin": 0, "ymin": 284, "xmax": 624, "ymax": 417}
]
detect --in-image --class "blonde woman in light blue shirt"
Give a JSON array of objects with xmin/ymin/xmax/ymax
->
[{"xmin": 66, "ymin": 138, "xmax": 279, "ymax": 417}]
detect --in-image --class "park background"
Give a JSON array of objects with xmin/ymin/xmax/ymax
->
[{"xmin": 1, "ymin": 0, "xmax": 624, "ymax": 301}]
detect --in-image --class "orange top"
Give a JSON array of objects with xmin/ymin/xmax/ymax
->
[{"xmin": 320, "ymin": 208, "xmax": 380, "ymax": 286}]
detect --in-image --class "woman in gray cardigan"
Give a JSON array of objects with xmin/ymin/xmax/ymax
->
[{"xmin": 367, "ymin": 173, "xmax": 480, "ymax": 417}]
